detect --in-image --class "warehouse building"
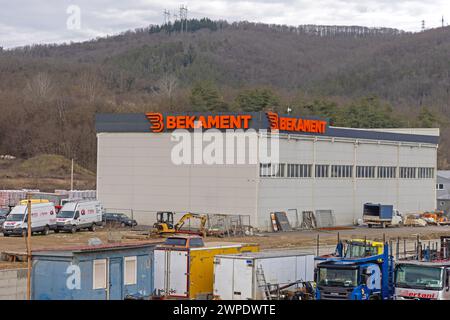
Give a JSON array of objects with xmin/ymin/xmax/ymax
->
[{"xmin": 96, "ymin": 112, "xmax": 439, "ymax": 231}]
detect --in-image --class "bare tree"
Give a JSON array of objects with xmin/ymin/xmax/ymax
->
[
  {"xmin": 24, "ymin": 72, "xmax": 54, "ymax": 101},
  {"xmin": 154, "ymin": 74, "xmax": 178, "ymax": 99},
  {"xmin": 80, "ymin": 71, "xmax": 102, "ymax": 102}
]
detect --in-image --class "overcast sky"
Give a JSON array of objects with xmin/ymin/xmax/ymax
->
[{"xmin": 1, "ymin": 0, "xmax": 449, "ymax": 48}]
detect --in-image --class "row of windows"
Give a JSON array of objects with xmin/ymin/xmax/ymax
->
[{"xmin": 259, "ymin": 163, "xmax": 435, "ymax": 179}]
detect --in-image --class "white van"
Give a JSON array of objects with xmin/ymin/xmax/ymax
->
[
  {"xmin": 55, "ymin": 200, "xmax": 103, "ymax": 233},
  {"xmin": 2, "ymin": 202, "xmax": 57, "ymax": 236}
]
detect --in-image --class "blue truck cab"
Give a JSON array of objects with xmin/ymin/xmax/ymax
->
[{"xmin": 315, "ymin": 243, "xmax": 394, "ymax": 300}]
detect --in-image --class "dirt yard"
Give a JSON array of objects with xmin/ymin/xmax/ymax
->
[{"xmin": 0, "ymin": 225, "xmax": 449, "ymax": 268}]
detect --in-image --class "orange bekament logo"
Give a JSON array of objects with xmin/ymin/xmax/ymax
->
[
  {"xmin": 266, "ymin": 111, "xmax": 327, "ymax": 134},
  {"xmin": 145, "ymin": 112, "xmax": 327, "ymax": 134},
  {"xmin": 146, "ymin": 113, "xmax": 252, "ymax": 132}
]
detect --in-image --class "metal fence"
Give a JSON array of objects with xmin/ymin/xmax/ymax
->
[{"xmin": 104, "ymin": 208, "xmax": 252, "ymax": 235}]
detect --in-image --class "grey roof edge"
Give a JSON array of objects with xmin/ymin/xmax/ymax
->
[{"xmin": 95, "ymin": 113, "xmax": 439, "ymax": 145}]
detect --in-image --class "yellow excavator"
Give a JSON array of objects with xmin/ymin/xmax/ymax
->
[{"xmin": 153, "ymin": 211, "xmax": 207, "ymax": 236}]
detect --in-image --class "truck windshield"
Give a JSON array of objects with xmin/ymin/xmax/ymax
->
[
  {"xmin": 6, "ymin": 214, "xmax": 24, "ymax": 222},
  {"xmin": 345, "ymin": 245, "xmax": 378, "ymax": 258},
  {"xmin": 318, "ymin": 267, "xmax": 358, "ymax": 287},
  {"xmin": 395, "ymin": 265, "xmax": 443, "ymax": 290},
  {"xmin": 58, "ymin": 211, "xmax": 75, "ymax": 218},
  {"xmin": 164, "ymin": 238, "xmax": 187, "ymax": 246}
]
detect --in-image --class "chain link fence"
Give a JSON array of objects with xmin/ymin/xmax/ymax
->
[{"xmin": 104, "ymin": 208, "xmax": 252, "ymax": 236}]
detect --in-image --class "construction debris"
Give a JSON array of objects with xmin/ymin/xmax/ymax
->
[
  {"xmin": 403, "ymin": 214, "xmax": 427, "ymax": 227},
  {"xmin": 300, "ymin": 211, "xmax": 316, "ymax": 229},
  {"xmin": 269, "ymin": 212, "xmax": 292, "ymax": 232},
  {"xmin": 206, "ymin": 214, "xmax": 252, "ymax": 237},
  {"xmin": 315, "ymin": 210, "xmax": 336, "ymax": 228}
]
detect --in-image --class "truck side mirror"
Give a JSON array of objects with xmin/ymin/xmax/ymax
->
[{"xmin": 74, "ymin": 211, "xmax": 80, "ymax": 219}]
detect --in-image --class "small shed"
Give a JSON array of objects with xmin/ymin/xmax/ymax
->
[{"xmin": 31, "ymin": 241, "xmax": 161, "ymax": 300}]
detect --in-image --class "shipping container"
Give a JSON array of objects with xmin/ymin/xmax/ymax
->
[
  {"xmin": 154, "ymin": 241, "xmax": 259, "ymax": 299},
  {"xmin": 213, "ymin": 250, "xmax": 315, "ymax": 300},
  {"xmin": 32, "ymin": 242, "xmax": 160, "ymax": 300}
]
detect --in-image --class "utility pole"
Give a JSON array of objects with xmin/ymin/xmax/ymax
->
[
  {"xmin": 26, "ymin": 194, "xmax": 32, "ymax": 300},
  {"xmin": 179, "ymin": 5, "xmax": 188, "ymax": 33},
  {"xmin": 422, "ymin": 20, "xmax": 426, "ymax": 31},
  {"xmin": 163, "ymin": 9, "xmax": 170, "ymax": 25},
  {"xmin": 70, "ymin": 158, "xmax": 74, "ymax": 191},
  {"xmin": 442, "ymin": 16, "xmax": 445, "ymax": 28}
]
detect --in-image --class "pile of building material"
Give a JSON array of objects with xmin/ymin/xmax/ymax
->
[
  {"xmin": 315, "ymin": 210, "xmax": 336, "ymax": 228},
  {"xmin": 55, "ymin": 189, "xmax": 96, "ymax": 200},
  {"xmin": 270, "ymin": 212, "xmax": 292, "ymax": 232},
  {"xmin": 300, "ymin": 211, "xmax": 316, "ymax": 229},
  {"xmin": 403, "ymin": 214, "xmax": 427, "ymax": 227},
  {"xmin": 0, "ymin": 189, "xmax": 40, "ymax": 207}
]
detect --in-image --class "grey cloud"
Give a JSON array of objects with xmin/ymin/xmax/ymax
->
[{"xmin": 0, "ymin": 0, "xmax": 448, "ymax": 48}]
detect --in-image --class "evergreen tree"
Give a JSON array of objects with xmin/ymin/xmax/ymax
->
[
  {"xmin": 189, "ymin": 81, "xmax": 228, "ymax": 112},
  {"xmin": 234, "ymin": 88, "xmax": 280, "ymax": 112}
]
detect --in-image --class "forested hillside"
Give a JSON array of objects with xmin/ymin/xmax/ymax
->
[{"xmin": 0, "ymin": 19, "xmax": 449, "ymax": 171}]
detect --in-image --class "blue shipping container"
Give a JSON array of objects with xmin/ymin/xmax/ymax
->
[{"xmin": 31, "ymin": 242, "xmax": 160, "ymax": 300}]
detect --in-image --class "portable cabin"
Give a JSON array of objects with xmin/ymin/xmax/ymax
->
[
  {"xmin": 213, "ymin": 250, "xmax": 315, "ymax": 300},
  {"xmin": 31, "ymin": 241, "xmax": 161, "ymax": 300},
  {"xmin": 154, "ymin": 236, "xmax": 259, "ymax": 299}
]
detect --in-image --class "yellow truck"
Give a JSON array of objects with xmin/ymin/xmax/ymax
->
[{"xmin": 153, "ymin": 235, "xmax": 259, "ymax": 299}]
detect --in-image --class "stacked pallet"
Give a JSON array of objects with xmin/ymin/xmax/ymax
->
[
  {"xmin": 54, "ymin": 189, "xmax": 96, "ymax": 200},
  {"xmin": 0, "ymin": 189, "xmax": 40, "ymax": 207}
]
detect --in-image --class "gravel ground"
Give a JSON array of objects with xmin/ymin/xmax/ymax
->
[{"xmin": 0, "ymin": 224, "xmax": 449, "ymax": 269}]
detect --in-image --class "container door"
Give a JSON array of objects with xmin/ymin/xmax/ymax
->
[
  {"xmin": 168, "ymin": 250, "xmax": 188, "ymax": 297},
  {"xmin": 153, "ymin": 249, "xmax": 167, "ymax": 296},
  {"xmin": 233, "ymin": 259, "xmax": 253, "ymax": 300},
  {"xmin": 109, "ymin": 258, "xmax": 123, "ymax": 300},
  {"xmin": 213, "ymin": 257, "xmax": 234, "ymax": 300}
]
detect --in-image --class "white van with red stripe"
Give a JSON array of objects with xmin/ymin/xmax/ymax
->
[
  {"xmin": 2, "ymin": 203, "xmax": 57, "ymax": 236},
  {"xmin": 56, "ymin": 200, "xmax": 103, "ymax": 233}
]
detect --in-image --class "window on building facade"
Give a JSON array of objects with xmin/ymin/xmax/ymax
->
[
  {"xmin": 377, "ymin": 166, "xmax": 397, "ymax": 178},
  {"xmin": 400, "ymin": 167, "xmax": 416, "ymax": 179},
  {"xmin": 356, "ymin": 166, "xmax": 375, "ymax": 178},
  {"xmin": 124, "ymin": 256, "xmax": 137, "ymax": 285},
  {"xmin": 315, "ymin": 165, "xmax": 329, "ymax": 178},
  {"xmin": 287, "ymin": 164, "xmax": 312, "ymax": 178},
  {"xmin": 418, "ymin": 167, "xmax": 434, "ymax": 179},
  {"xmin": 330, "ymin": 165, "xmax": 353, "ymax": 178},
  {"xmin": 436, "ymin": 184, "xmax": 444, "ymax": 190},
  {"xmin": 93, "ymin": 259, "xmax": 107, "ymax": 290},
  {"xmin": 259, "ymin": 163, "xmax": 285, "ymax": 177}
]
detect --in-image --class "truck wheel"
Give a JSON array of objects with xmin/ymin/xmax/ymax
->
[
  {"xmin": 42, "ymin": 226, "xmax": 49, "ymax": 236},
  {"xmin": 3, "ymin": 233, "xmax": 9, "ymax": 237},
  {"xmin": 368, "ymin": 224, "xmax": 372, "ymax": 228},
  {"xmin": 89, "ymin": 224, "xmax": 96, "ymax": 232},
  {"xmin": 70, "ymin": 226, "xmax": 77, "ymax": 234},
  {"xmin": 54, "ymin": 229, "xmax": 59, "ymax": 233}
]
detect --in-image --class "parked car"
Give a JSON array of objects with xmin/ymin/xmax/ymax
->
[
  {"xmin": 103, "ymin": 213, "xmax": 137, "ymax": 227},
  {"xmin": 0, "ymin": 208, "xmax": 10, "ymax": 229}
]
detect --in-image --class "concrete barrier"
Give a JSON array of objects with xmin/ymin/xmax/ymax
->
[{"xmin": 0, "ymin": 268, "xmax": 27, "ymax": 300}]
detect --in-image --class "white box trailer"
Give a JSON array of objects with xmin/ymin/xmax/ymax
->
[{"xmin": 213, "ymin": 250, "xmax": 315, "ymax": 300}]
